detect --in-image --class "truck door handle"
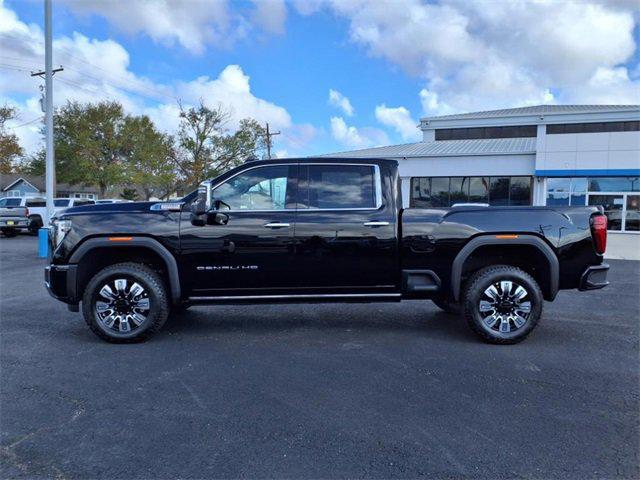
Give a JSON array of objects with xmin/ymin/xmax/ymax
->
[
  {"xmin": 363, "ymin": 221, "xmax": 390, "ymax": 227},
  {"xmin": 263, "ymin": 222, "xmax": 290, "ymax": 229}
]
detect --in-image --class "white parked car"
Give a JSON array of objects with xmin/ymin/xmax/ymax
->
[
  {"xmin": 51, "ymin": 198, "xmax": 96, "ymax": 218},
  {"xmin": 0, "ymin": 196, "xmax": 48, "ymax": 234},
  {"xmin": 95, "ymin": 199, "xmax": 133, "ymax": 204}
]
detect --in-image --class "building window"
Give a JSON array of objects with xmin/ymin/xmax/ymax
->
[
  {"xmin": 546, "ymin": 176, "xmax": 640, "ymax": 232},
  {"xmin": 625, "ymin": 195, "xmax": 640, "ymax": 231},
  {"xmin": 410, "ymin": 176, "xmax": 532, "ymax": 208},
  {"xmin": 547, "ymin": 121, "xmax": 640, "ymax": 134},
  {"xmin": 435, "ymin": 125, "xmax": 537, "ymax": 141}
]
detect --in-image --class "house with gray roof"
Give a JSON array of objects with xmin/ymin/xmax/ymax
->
[
  {"xmin": 324, "ymin": 104, "xmax": 640, "ymax": 259},
  {"xmin": 0, "ymin": 174, "xmax": 99, "ymax": 200}
]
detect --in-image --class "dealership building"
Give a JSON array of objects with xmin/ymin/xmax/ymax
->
[{"xmin": 327, "ymin": 105, "xmax": 640, "ymax": 260}]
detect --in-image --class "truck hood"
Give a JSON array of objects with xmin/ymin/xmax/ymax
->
[{"xmin": 61, "ymin": 201, "xmax": 161, "ymax": 216}]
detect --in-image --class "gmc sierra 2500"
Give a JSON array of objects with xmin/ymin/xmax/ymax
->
[{"xmin": 45, "ymin": 158, "xmax": 609, "ymax": 344}]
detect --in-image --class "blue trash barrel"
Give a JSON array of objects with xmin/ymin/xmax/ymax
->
[{"xmin": 38, "ymin": 227, "xmax": 49, "ymax": 258}]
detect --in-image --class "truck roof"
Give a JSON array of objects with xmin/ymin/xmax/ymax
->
[{"xmin": 242, "ymin": 157, "xmax": 399, "ymax": 167}]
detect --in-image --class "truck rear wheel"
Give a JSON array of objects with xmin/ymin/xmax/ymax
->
[
  {"xmin": 28, "ymin": 215, "xmax": 43, "ymax": 235},
  {"xmin": 1, "ymin": 228, "xmax": 17, "ymax": 237},
  {"xmin": 82, "ymin": 262, "xmax": 169, "ymax": 343},
  {"xmin": 462, "ymin": 265, "xmax": 543, "ymax": 345}
]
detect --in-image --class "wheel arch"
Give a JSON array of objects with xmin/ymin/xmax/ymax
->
[
  {"xmin": 451, "ymin": 234, "xmax": 559, "ymax": 302},
  {"xmin": 69, "ymin": 237, "xmax": 181, "ymax": 306}
]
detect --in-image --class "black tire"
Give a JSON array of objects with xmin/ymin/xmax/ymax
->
[
  {"xmin": 432, "ymin": 296, "xmax": 462, "ymax": 315},
  {"xmin": 82, "ymin": 262, "xmax": 169, "ymax": 343},
  {"xmin": 28, "ymin": 215, "xmax": 43, "ymax": 235},
  {"xmin": 1, "ymin": 228, "xmax": 17, "ymax": 237},
  {"xmin": 463, "ymin": 265, "xmax": 543, "ymax": 345}
]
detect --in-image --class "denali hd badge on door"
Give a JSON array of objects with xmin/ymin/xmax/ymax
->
[{"xmin": 196, "ymin": 265, "xmax": 259, "ymax": 271}]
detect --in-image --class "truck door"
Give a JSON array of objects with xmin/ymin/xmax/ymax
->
[
  {"xmin": 179, "ymin": 164, "xmax": 299, "ymax": 297},
  {"xmin": 293, "ymin": 162, "xmax": 399, "ymax": 293}
]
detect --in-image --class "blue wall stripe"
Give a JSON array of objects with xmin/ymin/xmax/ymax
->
[{"xmin": 535, "ymin": 169, "xmax": 640, "ymax": 177}]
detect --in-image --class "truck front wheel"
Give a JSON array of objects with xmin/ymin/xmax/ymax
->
[
  {"xmin": 82, "ymin": 262, "xmax": 169, "ymax": 343},
  {"xmin": 462, "ymin": 265, "xmax": 543, "ymax": 345}
]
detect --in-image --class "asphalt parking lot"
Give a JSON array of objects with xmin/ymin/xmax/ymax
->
[{"xmin": 1, "ymin": 235, "xmax": 638, "ymax": 479}]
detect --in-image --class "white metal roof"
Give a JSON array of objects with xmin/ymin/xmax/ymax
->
[
  {"xmin": 321, "ymin": 137, "xmax": 536, "ymax": 159},
  {"xmin": 421, "ymin": 104, "xmax": 639, "ymax": 122}
]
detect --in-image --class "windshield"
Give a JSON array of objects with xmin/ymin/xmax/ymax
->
[
  {"xmin": 54, "ymin": 199, "xmax": 70, "ymax": 207},
  {"xmin": 0, "ymin": 198, "xmax": 21, "ymax": 207}
]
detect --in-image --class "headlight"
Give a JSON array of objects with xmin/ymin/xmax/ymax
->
[{"xmin": 51, "ymin": 218, "xmax": 72, "ymax": 248}]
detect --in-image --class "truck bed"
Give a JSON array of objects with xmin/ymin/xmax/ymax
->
[{"xmin": 401, "ymin": 205, "xmax": 603, "ymax": 295}]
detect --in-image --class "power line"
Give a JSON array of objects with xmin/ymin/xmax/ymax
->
[
  {"xmin": 0, "ymin": 34, "xmax": 176, "ymax": 104},
  {"xmin": 0, "ymin": 63, "xmax": 34, "ymax": 73},
  {"xmin": 8, "ymin": 116, "xmax": 44, "ymax": 129}
]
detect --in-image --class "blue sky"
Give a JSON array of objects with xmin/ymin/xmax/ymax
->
[{"xmin": 2, "ymin": 0, "xmax": 639, "ymax": 157}]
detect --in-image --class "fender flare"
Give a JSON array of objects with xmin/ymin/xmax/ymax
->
[
  {"xmin": 450, "ymin": 234, "xmax": 559, "ymax": 302},
  {"xmin": 69, "ymin": 237, "xmax": 181, "ymax": 305}
]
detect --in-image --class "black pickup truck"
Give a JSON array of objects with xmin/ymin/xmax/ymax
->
[{"xmin": 45, "ymin": 158, "xmax": 609, "ymax": 344}]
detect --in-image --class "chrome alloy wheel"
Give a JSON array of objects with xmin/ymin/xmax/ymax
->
[
  {"xmin": 95, "ymin": 278, "xmax": 151, "ymax": 334},
  {"xmin": 478, "ymin": 280, "xmax": 532, "ymax": 334}
]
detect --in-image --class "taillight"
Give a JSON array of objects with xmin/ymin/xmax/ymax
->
[
  {"xmin": 25, "ymin": 207, "xmax": 29, "ymax": 216},
  {"xmin": 591, "ymin": 214, "xmax": 607, "ymax": 255}
]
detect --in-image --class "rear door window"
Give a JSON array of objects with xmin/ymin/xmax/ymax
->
[{"xmin": 300, "ymin": 164, "xmax": 378, "ymax": 209}]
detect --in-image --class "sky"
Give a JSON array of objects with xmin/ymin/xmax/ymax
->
[{"xmin": 1, "ymin": 0, "xmax": 639, "ymax": 158}]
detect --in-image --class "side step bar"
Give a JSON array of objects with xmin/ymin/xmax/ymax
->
[{"xmin": 188, "ymin": 293, "xmax": 402, "ymax": 304}]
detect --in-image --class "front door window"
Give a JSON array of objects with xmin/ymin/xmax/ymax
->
[{"xmin": 212, "ymin": 165, "xmax": 293, "ymax": 211}]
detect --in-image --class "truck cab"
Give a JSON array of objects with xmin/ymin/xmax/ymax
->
[{"xmin": 182, "ymin": 159, "xmax": 400, "ymax": 299}]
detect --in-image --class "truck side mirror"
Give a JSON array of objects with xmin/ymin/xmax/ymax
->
[
  {"xmin": 191, "ymin": 183, "xmax": 211, "ymax": 216},
  {"xmin": 190, "ymin": 182, "xmax": 211, "ymax": 226}
]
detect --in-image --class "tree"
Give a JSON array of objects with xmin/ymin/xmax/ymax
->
[
  {"xmin": 213, "ymin": 118, "xmax": 267, "ymax": 172},
  {"xmin": 0, "ymin": 105, "xmax": 24, "ymax": 174},
  {"xmin": 54, "ymin": 101, "xmax": 128, "ymax": 196},
  {"xmin": 122, "ymin": 115, "xmax": 177, "ymax": 200},
  {"xmin": 120, "ymin": 188, "xmax": 139, "ymax": 201},
  {"xmin": 173, "ymin": 101, "xmax": 267, "ymax": 188},
  {"xmin": 19, "ymin": 148, "xmax": 45, "ymax": 176}
]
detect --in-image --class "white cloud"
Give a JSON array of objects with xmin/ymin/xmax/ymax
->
[
  {"xmin": 177, "ymin": 65, "xmax": 292, "ymax": 130},
  {"xmin": 328, "ymin": 89, "xmax": 354, "ymax": 116},
  {"xmin": 564, "ymin": 66, "xmax": 640, "ymax": 104},
  {"xmin": 63, "ymin": 0, "xmax": 288, "ymax": 54},
  {"xmin": 419, "ymin": 89, "xmax": 454, "ymax": 116},
  {"xmin": 251, "ymin": 0, "xmax": 287, "ymax": 35},
  {"xmin": 374, "ymin": 104, "xmax": 420, "ymax": 141},
  {"xmin": 297, "ymin": 0, "xmax": 640, "ymax": 113},
  {"xmin": 0, "ymin": 1, "xmax": 313, "ymax": 156},
  {"xmin": 330, "ymin": 116, "xmax": 388, "ymax": 149},
  {"xmin": 62, "ymin": 0, "xmax": 237, "ymax": 55}
]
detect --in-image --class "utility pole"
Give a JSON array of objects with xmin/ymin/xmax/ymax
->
[
  {"xmin": 42, "ymin": 0, "xmax": 55, "ymax": 225},
  {"xmin": 263, "ymin": 122, "xmax": 280, "ymax": 160}
]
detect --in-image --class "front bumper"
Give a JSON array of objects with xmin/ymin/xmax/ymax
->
[
  {"xmin": 45, "ymin": 264, "xmax": 78, "ymax": 304},
  {"xmin": 0, "ymin": 218, "xmax": 29, "ymax": 229},
  {"xmin": 579, "ymin": 263, "xmax": 610, "ymax": 291}
]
